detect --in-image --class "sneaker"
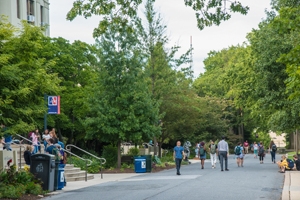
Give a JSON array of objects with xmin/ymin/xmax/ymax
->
[
  {"xmin": 225, "ymin": 169, "xmax": 229, "ymax": 171},
  {"xmin": 212, "ymin": 166, "xmax": 214, "ymax": 169}
]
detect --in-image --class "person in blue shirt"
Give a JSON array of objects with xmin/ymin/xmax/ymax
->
[
  {"xmin": 3, "ymin": 133, "xmax": 12, "ymax": 151},
  {"xmin": 173, "ymin": 141, "xmax": 185, "ymax": 175}
]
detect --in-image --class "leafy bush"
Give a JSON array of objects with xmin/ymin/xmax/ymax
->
[
  {"xmin": 68, "ymin": 156, "xmax": 103, "ymax": 174},
  {"xmin": 0, "ymin": 165, "xmax": 44, "ymax": 199},
  {"xmin": 102, "ymin": 145, "xmax": 118, "ymax": 168},
  {"xmin": 127, "ymin": 147, "xmax": 139, "ymax": 156}
]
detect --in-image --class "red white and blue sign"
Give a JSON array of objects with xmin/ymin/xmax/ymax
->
[{"xmin": 48, "ymin": 96, "xmax": 60, "ymax": 114}]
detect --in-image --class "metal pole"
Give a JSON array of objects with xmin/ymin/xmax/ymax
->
[
  {"xmin": 100, "ymin": 161, "xmax": 103, "ymax": 179},
  {"xmin": 85, "ymin": 160, "xmax": 87, "ymax": 182},
  {"xmin": 44, "ymin": 94, "xmax": 47, "ymax": 131},
  {"xmin": 19, "ymin": 146, "xmax": 21, "ymax": 169}
]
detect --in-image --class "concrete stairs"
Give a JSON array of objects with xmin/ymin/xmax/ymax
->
[
  {"xmin": 64, "ymin": 164, "xmax": 94, "ymax": 182},
  {"xmin": 10, "ymin": 144, "xmax": 94, "ymax": 182}
]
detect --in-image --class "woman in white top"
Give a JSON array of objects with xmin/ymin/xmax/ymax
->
[
  {"xmin": 253, "ymin": 142, "xmax": 258, "ymax": 158},
  {"xmin": 42, "ymin": 129, "xmax": 51, "ymax": 150}
]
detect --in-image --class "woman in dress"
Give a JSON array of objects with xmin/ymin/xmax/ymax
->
[
  {"xmin": 198, "ymin": 142, "xmax": 207, "ymax": 169},
  {"xmin": 253, "ymin": 142, "xmax": 258, "ymax": 158}
]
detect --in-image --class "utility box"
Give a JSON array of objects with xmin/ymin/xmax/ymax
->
[
  {"xmin": 0, "ymin": 150, "xmax": 18, "ymax": 171},
  {"xmin": 30, "ymin": 154, "xmax": 55, "ymax": 191}
]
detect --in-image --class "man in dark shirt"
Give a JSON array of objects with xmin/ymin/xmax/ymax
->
[
  {"xmin": 293, "ymin": 155, "xmax": 300, "ymax": 171},
  {"xmin": 46, "ymin": 138, "xmax": 56, "ymax": 155}
]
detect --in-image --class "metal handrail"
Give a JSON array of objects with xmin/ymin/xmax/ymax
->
[
  {"xmin": 16, "ymin": 134, "xmax": 41, "ymax": 147},
  {"xmin": 66, "ymin": 144, "xmax": 106, "ymax": 179},
  {"xmin": 61, "ymin": 148, "xmax": 92, "ymax": 182},
  {"xmin": 11, "ymin": 142, "xmax": 25, "ymax": 169}
]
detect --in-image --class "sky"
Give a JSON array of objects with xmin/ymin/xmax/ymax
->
[{"xmin": 49, "ymin": 0, "xmax": 272, "ymax": 77}]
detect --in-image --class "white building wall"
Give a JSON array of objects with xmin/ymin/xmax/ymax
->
[{"xmin": 0, "ymin": 0, "xmax": 50, "ymax": 36}]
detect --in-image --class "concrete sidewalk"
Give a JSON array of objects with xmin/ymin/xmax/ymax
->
[
  {"xmin": 282, "ymin": 171, "xmax": 300, "ymax": 200},
  {"xmin": 50, "ymin": 173, "xmax": 141, "ymax": 195}
]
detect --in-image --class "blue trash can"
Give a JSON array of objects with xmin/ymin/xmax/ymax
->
[
  {"xmin": 134, "ymin": 158, "xmax": 146, "ymax": 173},
  {"xmin": 57, "ymin": 164, "xmax": 65, "ymax": 190}
]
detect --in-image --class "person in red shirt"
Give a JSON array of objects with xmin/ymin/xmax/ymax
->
[{"xmin": 243, "ymin": 140, "xmax": 249, "ymax": 154}]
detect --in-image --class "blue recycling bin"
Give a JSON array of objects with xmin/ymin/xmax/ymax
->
[
  {"xmin": 134, "ymin": 158, "xmax": 146, "ymax": 173},
  {"xmin": 57, "ymin": 164, "xmax": 65, "ymax": 190}
]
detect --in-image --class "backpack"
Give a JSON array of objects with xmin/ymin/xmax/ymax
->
[
  {"xmin": 235, "ymin": 146, "xmax": 241, "ymax": 155},
  {"xmin": 62, "ymin": 151, "xmax": 67, "ymax": 164},
  {"xmin": 199, "ymin": 146, "xmax": 205, "ymax": 156},
  {"xmin": 259, "ymin": 146, "xmax": 264, "ymax": 155},
  {"xmin": 287, "ymin": 159, "xmax": 294, "ymax": 169},
  {"xmin": 210, "ymin": 144, "xmax": 216, "ymax": 154},
  {"xmin": 271, "ymin": 144, "xmax": 277, "ymax": 152},
  {"xmin": 52, "ymin": 147, "xmax": 61, "ymax": 161}
]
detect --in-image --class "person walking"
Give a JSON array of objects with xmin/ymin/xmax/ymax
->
[
  {"xmin": 243, "ymin": 140, "xmax": 249, "ymax": 154},
  {"xmin": 217, "ymin": 136, "xmax": 229, "ymax": 171},
  {"xmin": 269, "ymin": 140, "xmax": 277, "ymax": 164},
  {"xmin": 209, "ymin": 140, "xmax": 218, "ymax": 168},
  {"xmin": 234, "ymin": 142, "xmax": 244, "ymax": 167},
  {"xmin": 253, "ymin": 142, "xmax": 258, "ymax": 158},
  {"xmin": 198, "ymin": 142, "xmax": 207, "ymax": 169},
  {"xmin": 173, "ymin": 141, "xmax": 185, "ymax": 175},
  {"xmin": 258, "ymin": 142, "xmax": 265, "ymax": 164}
]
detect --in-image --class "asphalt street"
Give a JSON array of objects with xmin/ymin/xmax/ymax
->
[{"xmin": 46, "ymin": 154, "xmax": 284, "ymax": 200}]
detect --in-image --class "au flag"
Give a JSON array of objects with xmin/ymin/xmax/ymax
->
[{"xmin": 48, "ymin": 96, "xmax": 60, "ymax": 114}]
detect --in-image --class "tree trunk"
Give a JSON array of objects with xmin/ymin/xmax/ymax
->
[
  {"xmin": 117, "ymin": 140, "xmax": 121, "ymax": 169},
  {"xmin": 158, "ymin": 142, "xmax": 162, "ymax": 158},
  {"xmin": 58, "ymin": 128, "xmax": 63, "ymax": 142},
  {"xmin": 154, "ymin": 137, "xmax": 157, "ymax": 156},
  {"xmin": 296, "ymin": 129, "xmax": 299, "ymax": 155}
]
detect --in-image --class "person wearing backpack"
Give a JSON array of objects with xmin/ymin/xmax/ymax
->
[
  {"xmin": 209, "ymin": 140, "xmax": 218, "ymax": 168},
  {"xmin": 269, "ymin": 140, "xmax": 277, "ymax": 164},
  {"xmin": 258, "ymin": 143, "xmax": 265, "ymax": 164},
  {"xmin": 277, "ymin": 155, "xmax": 294, "ymax": 173},
  {"xmin": 198, "ymin": 142, "xmax": 207, "ymax": 169},
  {"xmin": 234, "ymin": 143, "xmax": 244, "ymax": 167}
]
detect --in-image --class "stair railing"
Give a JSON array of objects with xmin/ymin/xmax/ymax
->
[
  {"xmin": 11, "ymin": 142, "xmax": 25, "ymax": 169},
  {"xmin": 66, "ymin": 144, "xmax": 106, "ymax": 179},
  {"xmin": 16, "ymin": 134, "xmax": 42, "ymax": 148},
  {"xmin": 61, "ymin": 148, "xmax": 92, "ymax": 182}
]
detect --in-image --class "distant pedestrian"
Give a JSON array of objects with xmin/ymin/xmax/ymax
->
[
  {"xmin": 243, "ymin": 140, "xmax": 249, "ymax": 154},
  {"xmin": 258, "ymin": 143, "xmax": 265, "ymax": 164},
  {"xmin": 217, "ymin": 136, "xmax": 229, "ymax": 171},
  {"xmin": 269, "ymin": 140, "xmax": 277, "ymax": 164},
  {"xmin": 173, "ymin": 141, "xmax": 185, "ymax": 175},
  {"xmin": 198, "ymin": 142, "xmax": 207, "ymax": 169},
  {"xmin": 209, "ymin": 140, "xmax": 218, "ymax": 168},
  {"xmin": 24, "ymin": 145, "xmax": 33, "ymax": 166},
  {"xmin": 253, "ymin": 142, "xmax": 258, "ymax": 158},
  {"xmin": 31, "ymin": 129, "xmax": 40, "ymax": 154},
  {"xmin": 234, "ymin": 143, "xmax": 244, "ymax": 167}
]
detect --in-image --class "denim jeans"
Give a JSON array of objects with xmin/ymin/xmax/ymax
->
[
  {"xmin": 175, "ymin": 158, "xmax": 182, "ymax": 173},
  {"xmin": 271, "ymin": 151, "xmax": 276, "ymax": 162}
]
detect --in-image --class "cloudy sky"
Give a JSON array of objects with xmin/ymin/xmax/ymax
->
[{"xmin": 49, "ymin": 0, "xmax": 271, "ymax": 77}]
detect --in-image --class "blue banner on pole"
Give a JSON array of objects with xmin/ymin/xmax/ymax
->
[{"xmin": 48, "ymin": 96, "xmax": 60, "ymax": 114}]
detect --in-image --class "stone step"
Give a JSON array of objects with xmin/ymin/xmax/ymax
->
[
  {"xmin": 65, "ymin": 164, "xmax": 74, "ymax": 169},
  {"xmin": 65, "ymin": 171, "xmax": 86, "ymax": 178},
  {"xmin": 65, "ymin": 174, "xmax": 94, "ymax": 182},
  {"xmin": 64, "ymin": 167, "xmax": 81, "ymax": 173}
]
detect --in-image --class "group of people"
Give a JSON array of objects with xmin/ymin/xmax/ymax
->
[
  {"xmin": 174, "ymin": 136, "xmax": 230, "ymax": 175},
  {"xmin": 173, "ymin": 136, "xmax": 300, "ymax": 175}
]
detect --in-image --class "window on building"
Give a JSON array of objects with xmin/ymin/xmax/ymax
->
[
  {"xmin": 17, "ymin": 0, "xmax": 20, "ymax": 19},
  {"xmin": 27, "ymin": 0, "xmax": 34, "ymax": 16},
  {"xmin": 40, "ymin": 6, "xmax": 44, "ymax": 24}
]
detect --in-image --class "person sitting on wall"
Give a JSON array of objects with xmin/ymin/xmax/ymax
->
[{"xmin": 293, "ymin": 155, "xmax": 300, "ymax": 171}]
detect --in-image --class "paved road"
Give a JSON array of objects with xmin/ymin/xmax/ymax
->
[{"xmin": 46, "ymin": 154, "xmax": 284, "ymax": 200}]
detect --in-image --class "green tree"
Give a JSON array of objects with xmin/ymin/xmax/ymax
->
[
  {"xmin": 66, "ymin": 0, "xmax": 249, "ymax": 36},
  {"xmin": 0, "ymin": 18, "xmax": 61, "ymax": 135},
  {"xmin": 84, "ymin": 20, "xmax": 160, "ymax": 168}
]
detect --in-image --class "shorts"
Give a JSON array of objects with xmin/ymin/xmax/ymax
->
[
  {"xmin": 200, "ymin": 153, "xmax": 206, "ymax": 160},
  {"xmin": 236, "ymin": 154, "xmax": 244, "ymax": 159}
]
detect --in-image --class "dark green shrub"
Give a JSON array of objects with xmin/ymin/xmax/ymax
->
[
  {"xmin": 26, "ymin": 182, "xmax": 43, "ymax": 195},
  {"xmin": 127, "ymin": 147, "xmax": 139, "ymax": 156},
  {"xmin": 102, "ymin": 145, "xmax": 117, "ymax": 168}
]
